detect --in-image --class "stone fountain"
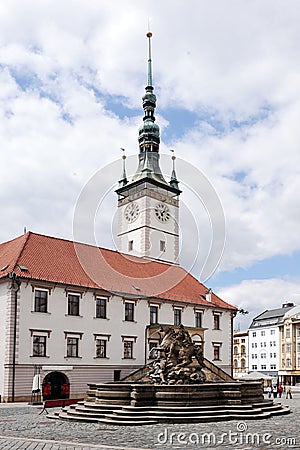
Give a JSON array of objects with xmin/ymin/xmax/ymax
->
[{"xmin": 52, "ymin": 325, "xmax": 290, "ymax": 425}]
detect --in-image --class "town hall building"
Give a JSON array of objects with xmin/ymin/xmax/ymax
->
[{"xmin": 0, "ymin": 33, "xmax": 237, "ymax": 402}]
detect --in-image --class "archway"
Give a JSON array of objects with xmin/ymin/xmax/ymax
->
[{"xmin": 42, "ymin": 371, "xmax": 70, "ymax": 400}]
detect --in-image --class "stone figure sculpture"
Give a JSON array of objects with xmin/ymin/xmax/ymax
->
[{"xmin": 146, "ymin": 325, "xmax": 206, "ymax": 384}]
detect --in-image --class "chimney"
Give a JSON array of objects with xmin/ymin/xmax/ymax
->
[{"xmin": 206, "ymin": 288, "xmax": 212, "ymax": 303}]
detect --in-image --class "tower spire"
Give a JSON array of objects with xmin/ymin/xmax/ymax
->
[
  {"xmin": 117, "ymin": 31, "xmax": 180, "ymax": 194},
  {"xmin": 118, "ymin": 148, "xmax": 128, "ymax": 187},
  {"xmin": 170, "ymin": 149, "xmax": 179, "ymax": 190},
  {"xmin": 147, "ymin": 31, "xmax": 153, "ymax": 87},
  {"xmin": 131, "ymin": 31, "xmax": 167, "ymax": 184}
]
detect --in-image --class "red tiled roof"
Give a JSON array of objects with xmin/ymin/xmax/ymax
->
[{"xmin": 0, "ymin": 232, "xmax": 236, "ymax": 310}]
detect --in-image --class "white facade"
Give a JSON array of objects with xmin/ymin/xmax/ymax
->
[
  {"xmin": 117, "ymin": 183, "xmax": 179, "ymax": 264},
  {"xmin": 248, "ymin": 327, "xmax": 278, "ymax": 375},
  {"xmin": 248, "ymin": 304, "xmax": 296, "ymax": 377},
  {"xmin": 0, "ymin": 277, "xmax": 233, "ymax": 401}
]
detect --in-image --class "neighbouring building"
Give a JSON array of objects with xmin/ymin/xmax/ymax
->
[
  {"xmin": 233, "ymin": 330, "xmax": 249, "ymax": 378},
  {"xmin": 248, "ymin": 303, "xmax": 295, "ymax": 379},
  {"xmin": 0, "ymin": 33, "xmax": 237, "ymax": 402},
  {"xmin": 278, "ymin": 304, "xmax": 300, "ymax": 386}
]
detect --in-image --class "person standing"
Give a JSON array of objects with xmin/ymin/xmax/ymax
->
[
  {"xmin": 286, "ymin": 384, "xmax": 292, "ymax": 399},
  {"xmin": 277, "ymin": 384, "xmax": 283, "ymax": 398},
  {"xmin": 272, "ymin": 385, "xmax": 278, "ymax": 398},
  {"xmin": 266, "ymin": 385, "xmax": 272, "ymax": 398}
]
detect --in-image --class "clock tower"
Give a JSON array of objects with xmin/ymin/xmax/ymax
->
[{"xmin": 116, "ymin": 32, "xmax": 181, "ymax": 265}]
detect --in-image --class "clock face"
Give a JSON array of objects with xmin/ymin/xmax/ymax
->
[
  {"xmin": 124, "ymin": 202, "xmax": 140, "ymax": 223},
  {"xmin": 154, "ymin": 202, "xmax": 171, "ymax": 222}
]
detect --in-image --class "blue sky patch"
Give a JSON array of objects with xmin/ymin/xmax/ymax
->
[{"xmin": 211, "ymin": 251, "xmax": 300, "ymax": 288}]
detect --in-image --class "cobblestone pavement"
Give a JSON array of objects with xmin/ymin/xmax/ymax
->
[{"xmin": 0, "ymin": 393, "xmax": 299, "ymax": 450}]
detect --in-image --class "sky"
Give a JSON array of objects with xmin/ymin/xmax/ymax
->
[{"xmin": 1, "ymin": 0, "xmax": 300, "ymax": 331}]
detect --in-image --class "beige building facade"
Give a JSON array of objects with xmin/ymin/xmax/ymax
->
[
  {"xmin": 278, "ymin": 305, "xmax": 300, "ymax": 386},
  {"xmin": 233, "ymin": 331, "xmax": 249, "ymax": 378}
]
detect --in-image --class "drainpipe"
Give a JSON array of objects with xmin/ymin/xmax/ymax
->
[
  {"xmin": 145, "ymin": 325, "xmax": 149, "ymax": 365},
  {"xmin": 9, "ymin": 272, "xmax": 20, "ymax": 402},
  {"xmin": 231, "ymin": 311, "xmax": 237, "ymax": 378}
]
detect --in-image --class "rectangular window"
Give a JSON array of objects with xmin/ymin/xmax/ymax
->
[
  {"xmin": 96, "ymin": 339, "xmax": 107, "ymax": 358},
  {"xmin": 123, "ymin": 341, "xmax": 133, "ymax": 359},
  {"xmin": 261, "ymin": 365, "xmax": 266, "ymax": 370},
  {"xmin": 32, "ymin": 335, "xmax": 46, "ymax": 357},
  {"xmin": 261, "ymin": 330, "xmax": 265, "ymax": 336},
  {"xmin": 252, "ymin": 365, "xmax": 257, "ymax": 370},
  {"xmin": 286, "ymin": 328, "xmax": 291, "ymax": 338},
  {"xmin": 213, "ymin": 314, "xmax": 220, "ymax": 330},
  {"xmin": 128, "ymin": 240, "xmax": 133, "ymax": 252},
  {"xmin": 195, "ymin": 311, "xmax": 202, "ymax": 328},
  {"xmin": 174, "ymin": 308, "xmax": 181, "ymax": 326},
  {"xmin": 286, "ymin": 358, "xmax": 291, "ymax": 368},
  {"xmin": 270, "ymin": 364, "xmax": 276, "ymax": 369},
  {"xmin": 261, "ymin": 353, "xmax": 266, "ymax": 359},
  {"xmin": 273, "ymin": 341, "xmax": 276, "ymax": 347},
  {"xmin": 125, "ymin": 302, "xmax": 134, "ymax": 321},
  {"xmin": 252, "ymin": 332, "xmax": 256, "ymax": 337},
  {"xmin": 67, "ymin": 337, "xmax": 79, "ymax": 357},
  {"xmin": 271, "ymin": 329, "xmax": 275, "ymax": 335},
  {"xmin": 298, "ymin": 358, "xmax": 300, "ymax": 368},
  {"xmin": 150, "ymin": 305, "xmax": 158, "ymax": 325},
  {"xmin": 34, "ymin": 290, "xmax": 48, "ymax": 313},
  {"xmin": 297, "ymin": 327, "xmax": 300, "ymax": 337},
  {"xmin": 160, "ymin": 240, "xmax": 166, "ymax": 252},
  {"xmin": 68, "ymin": 294, "xmax": 80, "ymax": 316},
  {"xmin": 213, "ymin": 345, "xmax": 221, "ymax": 360},
  {"xmin": 297, "ymin": 343, "xmax": 300, "ymax": 352},
  {"xmin": 286, "ymin": 343, "xmax": 291, "ymax": 353},
  {"xmin": 96, "ymin": 297, "xmax": 107, "ymax": 319}
]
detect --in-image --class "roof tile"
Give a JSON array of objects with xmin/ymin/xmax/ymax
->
[{"xmin": 0, "ymin": 232, "xmax": 236, "ymax": 310}]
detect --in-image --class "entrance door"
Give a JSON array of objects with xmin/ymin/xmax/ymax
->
[{"xmin": 42, "ymin": 371, "xmax": 70, "ymax": 400}]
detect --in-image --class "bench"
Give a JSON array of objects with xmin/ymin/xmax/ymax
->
[{"xmin": 39, "ymin": 398, "xmax": 83, "ymax": 414}]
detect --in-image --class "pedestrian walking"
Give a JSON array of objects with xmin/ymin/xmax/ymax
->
[
  {"xmin": 266, "ymin": 385, "xmax": 272, "ymax": 398},
  {"xmin": 286, "ymin": 384, "xmax": 292, "ymax": 399},
  {"xmin": 272, "ymin": 385, "xmax": 278, "ymax": 398}
]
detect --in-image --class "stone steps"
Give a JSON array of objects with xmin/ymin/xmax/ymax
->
[
  {"xmin": 52, "ymin": 400, "xmax": 290, "ymax": 425},
  {"xmin": 99, "ymin": 412, "xmax": 272, "ymax": 426}
]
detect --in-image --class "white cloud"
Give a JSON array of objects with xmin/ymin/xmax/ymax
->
[
  {"xmin": 0, "ymin": 0, "xmax": 300, "ymax": 320},
  {"xmin": 217, "ymin": 278, "xmax": 300, "ymax": 331}
]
